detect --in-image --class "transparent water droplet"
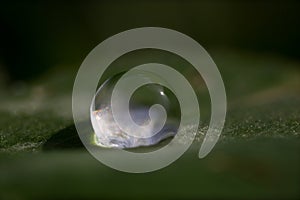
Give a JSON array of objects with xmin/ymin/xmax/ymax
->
[{"xmin": 90, "ymin": 72, "xmax": 180, "ymax": 149}]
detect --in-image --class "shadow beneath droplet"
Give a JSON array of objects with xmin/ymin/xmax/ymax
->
[
  {"xmin": 43, "ymin": 124, "xmax": 84, "ymax": 151},
  {"xmin": 43, "ymin": 121, "xmax": 178, "ymax": 152}
]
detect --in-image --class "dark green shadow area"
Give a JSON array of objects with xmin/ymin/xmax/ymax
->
[{"xmin": 0, "ymin": 138, "xmax": 299, "ymax": 199}]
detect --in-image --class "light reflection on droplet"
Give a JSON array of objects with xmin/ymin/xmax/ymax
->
[{"xmin": 90, "ymin": 72, "xmax": 180, "ymax": 149}]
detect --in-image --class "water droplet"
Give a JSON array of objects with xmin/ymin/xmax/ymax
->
[{"xmin": 90, "ymin": 72, "xmax": 180, "ymax": 149}]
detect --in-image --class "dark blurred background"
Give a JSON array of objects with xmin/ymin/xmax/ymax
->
[{"xmin": 1, "ymin": 0, "xmax": 299, "ymax": 82}]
